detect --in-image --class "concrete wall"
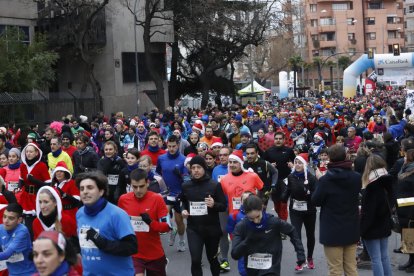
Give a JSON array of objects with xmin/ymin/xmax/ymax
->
[{"xmin": 0, "ymin": 0, "xmax": 37, "ymax": 42}]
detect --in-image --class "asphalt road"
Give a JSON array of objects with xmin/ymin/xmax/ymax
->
[{"xmin": 161, "ymin": 205, "xmax": 409, "ymax": 276}]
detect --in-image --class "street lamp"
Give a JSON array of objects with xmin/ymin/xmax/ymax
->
[{"xmin": 133, "ymin": 0, "xmax": 140, "ymax": 114}]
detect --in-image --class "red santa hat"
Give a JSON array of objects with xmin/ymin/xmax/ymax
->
[
  {"xmin": 36, "ymin": 186, "xmax": 62, "ymax": 230},
  {"xmin": 37, "ymin": 230, "xmax": 67, "ymax": 251},
  {"xmin": 294, "ymin": 153, "xmax": 309, "ymax": 184},
  {"xmin": 184, "ymin": 153, "xmax": 197, "ymax": 167},
  {"xmin": 228, "ymin": 150, "xmax": 252, "ymax": 172},
  {"xmin": 52, "ymin": 161, "xmax": 72, "ymax": 181},
  {"xmin": 314, "ymin": 132, "xmax": 324, "ymax": 141},
  {"xmin": 211, "ymin": 141, "xmax": 224, "ymax": 148},
  {"xmin": 192, "ymin": 120, "xmax": 205, "ymax": 135}
]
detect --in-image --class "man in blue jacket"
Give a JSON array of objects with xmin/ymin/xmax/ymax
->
[
  {"xmin": 0, "ymin": 203, "xmax": 36, "ymax": 276},
  {"xmin": 312, "ymin": 144, "xmax": 361, "ymax": 276},
  {"xmin": 156, "ymin": 135, "xmax": 188, "ymax": 252}
]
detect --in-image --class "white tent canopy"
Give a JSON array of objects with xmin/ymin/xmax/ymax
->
[{"xmin": 238, "ymin": 81, "xmax": 271, "ymax": 95}]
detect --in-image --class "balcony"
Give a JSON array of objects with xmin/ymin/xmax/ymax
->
[
  {"xmin": 319, "ymin": 40, "xmax": 337, "ymax": 48},
  {"xmin": 318, "ymin": 25, "xmax": 336, "ymax": 32}
]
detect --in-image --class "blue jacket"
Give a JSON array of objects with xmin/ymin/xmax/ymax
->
[
  {"xmin": 212, "ymin": 164, "xmax": 228, "ymax": 183},
  {"xmin": 156, "ymin": 152, "xmax": 187, "ymax": 196},
  {"xmin": 0, "ymin": 224, "xmax": 36, "ymax": 276}
]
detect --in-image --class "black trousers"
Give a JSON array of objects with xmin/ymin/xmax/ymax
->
[
  {"xmin": 187, "ymin": 227, "xmax": 221, "ymax": 276},
  {"xmin": 289, "ymin": 210, "xmax": 316, "ymax": 259}
]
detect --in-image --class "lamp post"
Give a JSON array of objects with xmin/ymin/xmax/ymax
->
[{"xmin": 133, "ymin": 0, "xmax": 140, "ymax": 114}]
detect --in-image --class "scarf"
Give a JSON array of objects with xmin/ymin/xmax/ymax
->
[
  {"xmin": 50, "ymin": 261, "xmax": 70, "ymax": 276},
  {"xmin": 293, "ymin": 170, "xmax": 305, "ymax": 178},
  {"xmin": 26, "ymin": 155, "xmax": 40, "ymax": 167},
  {"xmin": 327, "ymin": 160, "xmax": 353, "ymax": 170},
  {"xmin": 79, "ymin": 146, "xmax": 91, "ymax": 156},
  {"xmin": 39, "ymin": 209, "xmax": 58, "ymax": 228},
  {"xmin": 148, "ymin": 145, "xmax": 159, "ymax": 153},
  {"xmin": 84, "ymin": 197, "xmax": 108, "ymax": 217},
  {"xmin": 128, "ymin": 163, "xmax": 139, "ymax": 172},
  {"xmin": 247, "ymin": 211, "xmax": 268, "ymax": 231},
  {"xmin": 367, "ymin": 168, "xmax": 388, "ymax": 185},
  {"xmin": 52, "ymin": 148, "xmax": 62, "ymax": 158},
  {"xmin": 8, "ymin": 161, "xmax": 20, "ymax": 170}
]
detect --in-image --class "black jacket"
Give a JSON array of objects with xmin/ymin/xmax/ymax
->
[
  {"xmin": 73, "ymin": 147, "xmax": 100, "ymax": 176},
  {"xmin": 283, "ymin": 172, "xmax": 317, "ymax": 213},
  {"xmin": 360, "ymin": 175, "xmax": 392, "ymax": 239},
  {"xmin": 231, "ymin": 214, "xmax": 305, "ymax": 276},
  {"xmin": 263, "ymin": 146, "xmax": 295, "ymax": 180},
  {"xmin": 181, "ymin": 174, "xmax": 226, "ymax": 237},
  {"xmin": 397, "ymin": 163, "xmax": 414, "ymax": 228},
  {"xmin": 312, "ymin": 165, "xmax": 361, "ymax": 246}
]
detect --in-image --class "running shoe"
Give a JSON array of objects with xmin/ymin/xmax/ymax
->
[
  {"xmin": 177, "ymin": 240, "xmax": 186, "ymax": 252},
  {"xmin": 307, "ymin": 258, "xmax": 315, "ymax": 269},
  {"xmin": 220, "ymin": 260, "xmax": 230, "ymax": 272},
  {"xmin": 295, "ymin": 262, "xmax": 307, "ymax": 272},
  {"xmin": 169, "ymin": 228, "xmax": 177, "ymax": 246}
]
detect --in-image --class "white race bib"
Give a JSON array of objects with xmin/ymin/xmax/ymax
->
[
  {"xmin": 0, "ymin": 260, "xmax": 6, "ymax": 271},
  {"xmin": 292, "ymin": 200, "xmax": 308, "ymax": 211},
  {"xmin": 297, "ymin": 137, "xmax": 305, "ymax": 145},
  {"xmin": 79, "ymin": 227, "xmax": 98, "ymax": 249},
  {"xmin": 247, "ymin": 253, "xmax": 272, "ymax": 270},
  {"xmin": 167, "ymin": 195, "xmax": 176, "ymax": 202},
  {"xmin": 189, "ymin": 201, "xmax": 208, "ymax": 216},
  {"xmin": 107, "ymin": 174, "xmax": 119, "ymax": 186},
  {"xmin": 253, "ymin": 132, "xmax": 258, "ymax": 139},
  {"xmin": 128, "ymin": 143, "xmax": 134, "ymax": 149},
  {"xmin": 130, "ymin": 216, "xmax": 150, "ymax": 232},
  {"xmin": 7, "ymin": 182, "xmax": 18, "ymax": 192},
  {"xmin": 7, "ymin": 253, "xmax": 24, "ymax": 263},
  {"xmin": 232, "ymin": 197, "xmax": 242, "ymax": 210}
]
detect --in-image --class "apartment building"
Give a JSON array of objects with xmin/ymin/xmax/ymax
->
[
  {"xmin": 405, "ymin": 0, "xmax": 414, "ymax": 52},
  {"xmin": 304, "ymin": 0, "xmax": 404, "ymax": 89}
]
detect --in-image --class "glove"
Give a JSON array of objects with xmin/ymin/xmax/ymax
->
[
  {"xmin": 86, "ymin": 227, "xmax": 99, "ymax": 241},
  {"xmin": 173, "ymin": 167, "xmax": 182, "ymax": 178},
  {"xmin": 56, "ymin": 187, "xmax": 67, "ymax": 199},
  {"xmin": 140, "ymin": 213, "xmax": 152, "ymax": 225},
  {"xmin": 27, "ymin": 174, "xmax": 35, "ymax": 182}
]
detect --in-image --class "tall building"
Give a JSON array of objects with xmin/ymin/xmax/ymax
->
[
  {"xmin": 304, "ymin": 0, "xmax": 404, "ymax": 89},
  {"xmin": 405, "ymin": 0, "xmax": 414, "ymax": 52}
]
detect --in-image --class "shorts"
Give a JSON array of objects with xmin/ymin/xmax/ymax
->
[
  {"xmin": 164, "ymin": 195, "xmax": 181, "ymax": 213},
  {"xmin": 133, "ymin": 255, "xmax": 167, "ymax": 276}
]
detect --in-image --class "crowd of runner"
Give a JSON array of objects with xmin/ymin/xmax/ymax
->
[{"xmin": 0, "ymin": 89, "xmax": 412, "ymax": 275}]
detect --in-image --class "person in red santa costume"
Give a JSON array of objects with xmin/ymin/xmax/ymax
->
[
  {"xmin": 32, "ymin": 186, "xmax": 77, "ymax": 240},
  {"xmin": 51, "ymin": 161, "xmax": 80, "ymax": 219},
  {"xmin": 18, "ymin": 143, "xmax": 51, "ymax": 236}
]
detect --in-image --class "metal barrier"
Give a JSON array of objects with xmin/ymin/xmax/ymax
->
[{"xmin": 0, "ymin": 91, "xmax": 96, "ymax": 126}]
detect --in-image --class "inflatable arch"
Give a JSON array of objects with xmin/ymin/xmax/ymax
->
[{"xmin": 343, "ymin": 53, "xmax": 414, "ymax": 98}]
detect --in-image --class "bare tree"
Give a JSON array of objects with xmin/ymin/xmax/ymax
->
[{"xmin": 36, "ymin": 0, "xmax": 110, "ymax": 112}]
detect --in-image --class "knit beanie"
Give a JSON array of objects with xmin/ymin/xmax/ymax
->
[
  {"xmin": 189, "ymin": 155, "xmax": 207, "ymax": 171},
  {"xmin": 9, "ymin": 148, "xmax": 21, "ymax": 158}
]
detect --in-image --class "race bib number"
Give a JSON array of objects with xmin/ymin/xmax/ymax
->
[
  {"xmin": 7, "ymin": 253, "xmax": 24, "ymax": 263},
  {"xmin": 189, "ymin": 201, "xmax": 208, "ymax": 216},
  {"xmin": 247, "ymin": 253, "xmax": 272, "ymax": 270},
  {"xmin": 7, "ymin": 182, "xmax": 18, "ymax": 192},
  {"xmin": 130, "ymin": 216, "xmax": 150, "ymax": 232},
  {"xmin": 292, "ymin": 200, "xmax": 308, "ymax": 211},
  {"xmin": 167, "ymin": 195, "xmax": 176, "ymax": 202},
  {"xmin": 232, "ymin": 197, "xmax": 242, "ymax": 210},
  {"xmin": 253, "ymin": 132, "xmax": 258, "ymax": 139},
  {"xmin": 79, "ymin": 227, "xmax": 98, "ymax": 249},
  {"xmin": 297, "ymin": 137, "xmax": 305, "ymax": 145},
  {"xmin": 128, "ymin": 143, "xmax": 134, "ymax": 149},
  {"xmin": 107, "ymin": 174, "xmax": 119, "ymax": 186},
  {"xmin": 0, "ymin": 260, "xmax": 6, "ymax": 271}
]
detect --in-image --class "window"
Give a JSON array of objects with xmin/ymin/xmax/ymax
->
[
  {"xmin": 310, "ymin": 4, "xmax": 317, "ymax": 12},
  {"xmin": 122, "ymin": 51, "xmax": 166, "ymax": 83},
  {"xmin": 332, "ymin": 3, "xmax": 348, "ymax": 10},
  {"xmin": 366, "ymin": 32, "xmax": 376, "ymax": 40},
  {"xmin": 348, "ymin": 48, "xmax": 356, "ymax": 56},
  {"xmin": 320, "ymin": 18, "xmax": 335, "ymax": 25},
  {"xmin": 312, "ymin": 50, "xmax": 319, "ymax": 56},
  {"xmin": 409, "ymin": 6, "xmax": 414, "ymax": 13},
  {"xmin": 319, "ymin": 32, "xmax": 335, "ymax": 41},
  {"xmin": 366, "ymin": 17, "xmax": 375, "ymax": 25},
  {"xmin": 387, "ymin": 17, "xmax": 399, "ymax": 24},
  {"xmin": 368, "ymin": 2, "xmax": 383, "ymax": 9},
  {"xmin": 321, "ymin": 48, "xmax": 336, "ymax": 56},
  {"xmin": 388, "ymin": 30, "xmax": 398, "ymax": 39},
  {"xmin": 0, "ymin": 25, "xmax": 30, "ymax": 44},
  {"xmin": 348, "ymin": 33, "xmax": 355, "ymax": 40},
  {"xmin": 311, "ymin": 34, "xmax": 318, "ymax": 41},
  {"xmin": 310, "ymin": 19, "xmax": 318, "ymax": 27},
  {"xmin": 347, "ymin": 18, "xmax": 356, "ymax": 25}
]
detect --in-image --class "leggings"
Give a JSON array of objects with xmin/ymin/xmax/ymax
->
[
  {"xmin": 219, "ymin": 211, "xmax": 229, "ymax": 261},
  {"xmin": 187, "ymin": 228, "xmax": 221, "ymax": 276},
  {"xmin": 289, "ymin": 210, "xmax": 316, "ymax": 259}
]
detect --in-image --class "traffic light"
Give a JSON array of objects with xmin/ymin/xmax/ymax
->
[
  {"xmin": 393, "ymin": 44, "xmax": 400, "ymax": 56},
  {"xmin": 368, "ymin": 48, "xmax": 374, "ymax": 59}
]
